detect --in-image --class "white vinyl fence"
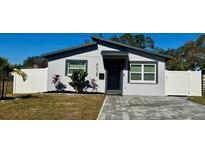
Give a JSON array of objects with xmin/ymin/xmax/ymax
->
[
  {"xmin": 13, "ymin": 68, "xmax": 202, "ymax": 96},
  {"xmin": 165, "ymin": 70, "xmax": 202, "ymax": 96},
  {"xmin": 13, "ymin": 68, "xmax": 48, "ymax": 94}
]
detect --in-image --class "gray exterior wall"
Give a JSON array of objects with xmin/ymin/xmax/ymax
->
[
  {"xmin": 47, "ymin": 44, "xmax": 112, "ymax": 93},
  {"xmin": 47, "ymin": 44, "xmax": 165, "ymax": 96},
  {"xmin": 123, "ymin": 53, "xmax": 165, "ymax": 96}
]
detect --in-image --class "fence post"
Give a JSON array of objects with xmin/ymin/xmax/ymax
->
[{"xmin": 187, "ymin": 71, "xmax": 190, "ymax": 96}]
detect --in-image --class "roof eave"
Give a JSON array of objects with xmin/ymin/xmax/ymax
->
[
  {"xmin": 42, "ymin": 42, "xmax": 97, "ymax": 58},
  {"xmin": 92, "ymin": 36, "xmax": 171, "ymax": 60}
]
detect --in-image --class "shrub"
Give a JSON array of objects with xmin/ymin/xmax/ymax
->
[
  {"xmin": 69, "ymin": 70, "xmax": 89, "ymax": 93},
  {"xmin": 89, "ymin": 78, "xmax": 98, "ymax": 92},
  {"xmin": 52, "ymin": 74, "xmax": 67, "ymax": 91}
]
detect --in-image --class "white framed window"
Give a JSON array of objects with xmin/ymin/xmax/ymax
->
[
  {"xmin": 66, "ymin": 60, "xmax": 87, "ymax": 76},
  {"xmin": 130, "ymin": 63, "xmax": 156, "ymax": 83}
]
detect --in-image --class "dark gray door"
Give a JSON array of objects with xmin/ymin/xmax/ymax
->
[{"xmin": 107, "ymin": 65, "xmax": 121, "ymax": 90}]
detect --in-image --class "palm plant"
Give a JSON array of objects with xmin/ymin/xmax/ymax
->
[
  {"xmin": 69, "ymin": 70, "xmax": 89, "ymax": 93},
  {"xmin": 0, "ymin": 57, "xmax": 27, "ymax": 100}
]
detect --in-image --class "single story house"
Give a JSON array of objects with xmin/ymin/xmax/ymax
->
[{"xmin": 42, "ymin": 36, "xmax": 170, "ymax": 96}]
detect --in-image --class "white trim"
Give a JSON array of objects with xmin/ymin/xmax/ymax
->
[
  {"xmin": 130, "ymin": 80, "xmax": 157, "ymax": 84},
  {"xmin": 97, "ymin": 95, "xmax": 107, "ymax": 120},
  {"xmin": 130, "ymin": 63, "xmax": 156, "ymax": 83},
  {"xmin": 66, "ymin": 60, "xmax": 86, "ymax": 75}
]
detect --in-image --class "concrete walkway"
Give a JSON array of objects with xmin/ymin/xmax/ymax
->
[{"xmin": 98, "ymin": 96, "xmax": 205, "ymax": 120}]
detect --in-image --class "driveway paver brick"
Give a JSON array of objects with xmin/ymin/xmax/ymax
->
[{"xmin": 98, "ymin": 96, "xmax": 205, "ymax": 120}]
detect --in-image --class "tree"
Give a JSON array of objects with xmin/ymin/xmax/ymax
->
[
  {"xmin": 23, "ymin": 56, "xmax": 48, "ymax": 68},
  {"xmin": 167, "ymin": 49, "xmax": 188, "ymax": 70},
  {"xmin": 0, "ymin": 57, "xmax": 27, "ymax": 99},
  {"xmin": 177, "ymin": 40, "xmax": 205, "ymax": 70},
  {"xmin": 68, "ymin": 70, "xmax": 89, "ymax": 93},
  {"xmin": 110, "ymin": 33, "xmax": 155, "ymax": 49},
  {"xmin": 156, "ymin": 35, "xmax": 205, "ymax": 71},
  {"xmin": 154, "ymin": 47, "xmax": 165, "ymax": 54},
  {"xmin": 196, "ymin": 34, "xmax": 205, "ymax": 47}
]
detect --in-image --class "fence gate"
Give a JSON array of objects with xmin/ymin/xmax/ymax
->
[{"xmin": 165, "ymin": 71, "xmax": 202, "ymax": 96}]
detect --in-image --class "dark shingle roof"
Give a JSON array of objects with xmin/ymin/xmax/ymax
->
[
  {"xmin": 42, "ymin": 36, "xmax": 171, "ymax": 59},
  {"xmin": 42, "ymin": 42, "xmax": 97, "ymax": 58},
  {"xmin": 92, "ymin": 36, "xmax": 171, "ymax": 59}
]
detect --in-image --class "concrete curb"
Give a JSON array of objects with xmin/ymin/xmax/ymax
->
[{"xmin": 96, "ymin": 95, "xmax": 107, "ymax": 120}]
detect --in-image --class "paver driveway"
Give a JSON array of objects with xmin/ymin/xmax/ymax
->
[{"xmin": 98, "ymin": 96, "xmax": 205, "ymax": 120}]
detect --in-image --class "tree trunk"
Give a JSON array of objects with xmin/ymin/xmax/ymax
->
[
  {"xmin": 75, "ymin": 87, "xmax": 79, "ymax": 93},
  {"xmin": 0, "ymin": 75, "xmax": 2, "ymax": 98},
  {"xmin": 4, "ymin": 78, "xmax": 8, "ymax": 98},
  {"xmin": 1, "ymin": 78, "xmax": 5, "ymax": 99}
]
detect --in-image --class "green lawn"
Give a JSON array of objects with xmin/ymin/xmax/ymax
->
[
  {"xmin": 0, "ymin": 93, "xmax": 105, "ymax": 120},
  {"xmin": 188, "ymin": 96, "xmax": 205, "ymax": 105}
]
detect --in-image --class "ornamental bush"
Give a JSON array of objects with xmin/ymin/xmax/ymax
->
[{"xmin": 69, "ymin": 70, "xmax": 89, "ymax": 93}]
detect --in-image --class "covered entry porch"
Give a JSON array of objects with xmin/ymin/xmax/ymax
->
[{"xmin": 101, "ymin": 50, "xmax": 128, "ymax": 95}]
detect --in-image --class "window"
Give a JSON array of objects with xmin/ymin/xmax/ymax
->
[
  {"xmin": 130, "ymin": 63, "xmax": 156, "ymax": 83},
  {"xmin": 66, "ymin": 60, "xmax": 87, "ymax": 75}
]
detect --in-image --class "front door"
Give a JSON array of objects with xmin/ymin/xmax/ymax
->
[
  {"xmin": 107, "ymin": 65, "xmax": 121, "ymax": 90},
  {"xmin": 106, "ymin": 63, "xmax": 122, "ymax": 94}
]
